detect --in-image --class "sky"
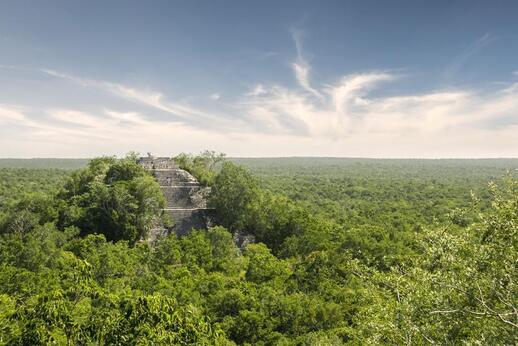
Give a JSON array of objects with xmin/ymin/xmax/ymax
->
[{"xmin": 1, "ymin": 0, "xmax": 518, "ymax": 158}]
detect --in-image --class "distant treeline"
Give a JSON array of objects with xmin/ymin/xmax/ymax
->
[
  {"xmin": 2, "ymin": 156, "xmax": 518, "ymax": 171},
  {"xmin": 0, "ymin": 158, "xmax": 90, "ymax": 169}
]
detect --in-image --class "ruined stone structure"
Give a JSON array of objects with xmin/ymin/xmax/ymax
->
[{"xmin": 139, "ymin": 155, "xmax": 214, "ymax": 238}]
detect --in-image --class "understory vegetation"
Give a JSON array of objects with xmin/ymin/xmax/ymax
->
[{"xmin": 0, "ymin": 155, "xmax": 516, "ymax": 345}]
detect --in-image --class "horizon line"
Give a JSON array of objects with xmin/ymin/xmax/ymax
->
[{"xmin": 1, "ymin": 156, "xmax": 518, "ymax": 160}]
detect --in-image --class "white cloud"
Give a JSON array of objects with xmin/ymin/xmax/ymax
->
[
  {"xmin": 41, "ymin": 69, "xmax": 226, "ymax": 126},
  {"xmin": 327, "ymin": 72, "xmax": 395, "ymax": 113},
  {"xmin": 50, "ymin": 109, "xmax": 106, "ymax": 128},
  {"xmin": 18, "ymin": 59, "xmax": 518, "ymax": 158},
  {"xmin": 210, "ymin": 93, "xmax": 221, "ymax": 101},
  {"xmin": 246, "ymin": 84, "xmax": 267, "ymax": 97},
  {"xmin": 513, "ymin": 70, "xmax": 518, "ymax": 76},
  {"xmin": 291, "ymin": 29, "xmax": 323, "ymax": 100},
  {"xmin": 242, "ymin": 72, "xmax": 518, "ymax": 135},
  {"xmin": 0, "ymin": 104, "xmax": 230, "ymax": 157},
  {"xmin": 104, "ymin": 109, "xmax": 148, "ymax": 125},
  {"xmin": 0, "ymin": 104, "xmax": 27, "ymax": 123},
  {"xmin": 0, "ymin": 105, "xmax": 114, "ymax": 142}
]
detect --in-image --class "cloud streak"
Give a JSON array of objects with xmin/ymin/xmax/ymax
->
[
  {"xmin": 290, "ymin": 29, "xmax": 324, "ymax": 100},
  {"xmin": 40, "ymin": 69, "xmax": 235, "ymax": 129},
  {"xmin": 443, "ymin": 33, "xmax": 497, "ymax": 80}
]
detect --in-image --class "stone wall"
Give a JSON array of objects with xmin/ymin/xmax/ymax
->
[{"xmin": 139, "ymin": 156, "xmax": 177, "ymax": 170}]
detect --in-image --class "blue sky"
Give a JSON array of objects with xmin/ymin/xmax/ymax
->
[{"xmin": 1, "ymin": 0, "xmax": 518, "ymax": 157}]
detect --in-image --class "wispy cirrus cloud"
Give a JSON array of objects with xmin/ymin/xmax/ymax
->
[
  {"xmin": 40, "ymin": 69, "xmax": 232, "ymax": 128},
  {"xmin": 0, "ymin": 104, "xmax": 27, "ymax": 123},
  {"xmin": 245, "ymin": 84, "xmax": 267, "ymax": 97},
  {"xmin": 242, "ymin": 71, "xmax": 518, "ymax": 137},
  {"xmin": 0, "ymin": 104, "xmax": 113, "ymax": 140},
  {"xmin": 443, "ymin": 33, "xmax": 497, "ymax": 81},
  {"xmin": 290, "ymin": 29, "xmax": 324, "ymax": 101}
]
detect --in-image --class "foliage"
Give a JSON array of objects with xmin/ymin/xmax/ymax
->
[
  {"xmin": 349, "ymin": 177, "xmax": 517, "ymax": 344},
  {"xmin": 0, "ymin": 156, "xmax": 517, "ymax": 344},
  {"xmin": 209, "ymin": 162, "xmax": 258, "ymax": 232},
  {"xmin": 209, "ymin": 162, "xmax": 339, "ymax": 255},
  {"xmin": 56, "ymin": 154, "xmax": 166, "ymax": 244},
  {"xmin": 174, "ymin": 150, "xmax": 226, "ymax": 186}
]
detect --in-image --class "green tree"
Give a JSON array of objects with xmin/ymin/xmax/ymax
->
[
  {"xmin": 244, "ymin": 243, "xmax": 290, "ymax": 284},
  {"xmin": 353, "ymin": 177, "xmax": 518, "ymax": 344},
  {"xmin": 57, "ymin": 154, "xmax": 165, "ymax": 244},
  {"xmin": 174, "ymin": 151, "xmax": 226, "ymax": 186},
  {"xmin": 209, "ymin": 162, "xmax": 258, "ymax": 232}
]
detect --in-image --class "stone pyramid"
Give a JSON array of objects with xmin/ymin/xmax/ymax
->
[{"xmin": 139, "ymin": 156, "xmax": 213, "ymax": 237}]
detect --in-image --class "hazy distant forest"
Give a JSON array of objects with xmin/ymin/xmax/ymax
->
[{"xmin": 0, "ymin": 154, "xmax": 517, "ymax": 345}]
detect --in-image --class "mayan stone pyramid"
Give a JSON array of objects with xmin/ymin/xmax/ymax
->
[{"xmin": 139, "ymin": 155, "xmax": 213, "ymax": 238}]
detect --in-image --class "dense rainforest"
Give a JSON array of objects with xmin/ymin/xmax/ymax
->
[{"xmin": 0, "ymin": 154, "xmax": 516, "ymax": 345}]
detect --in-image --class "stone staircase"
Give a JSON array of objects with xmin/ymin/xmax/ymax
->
[{"xmin": 139, "ymin": 156, "xmax": 214, "ymax": 237}]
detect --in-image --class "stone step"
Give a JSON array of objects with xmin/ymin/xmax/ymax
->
[
  {"xmin": 163, "ymin": 208, "xmax": 215, "ymax": 236},
  {"xmin": 161, "ymin": 185, "xmax": 210, "ymax": 209},
  {"xmin": 153, "ymin": 169, "xmax": 199, "ymax": 186}
]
